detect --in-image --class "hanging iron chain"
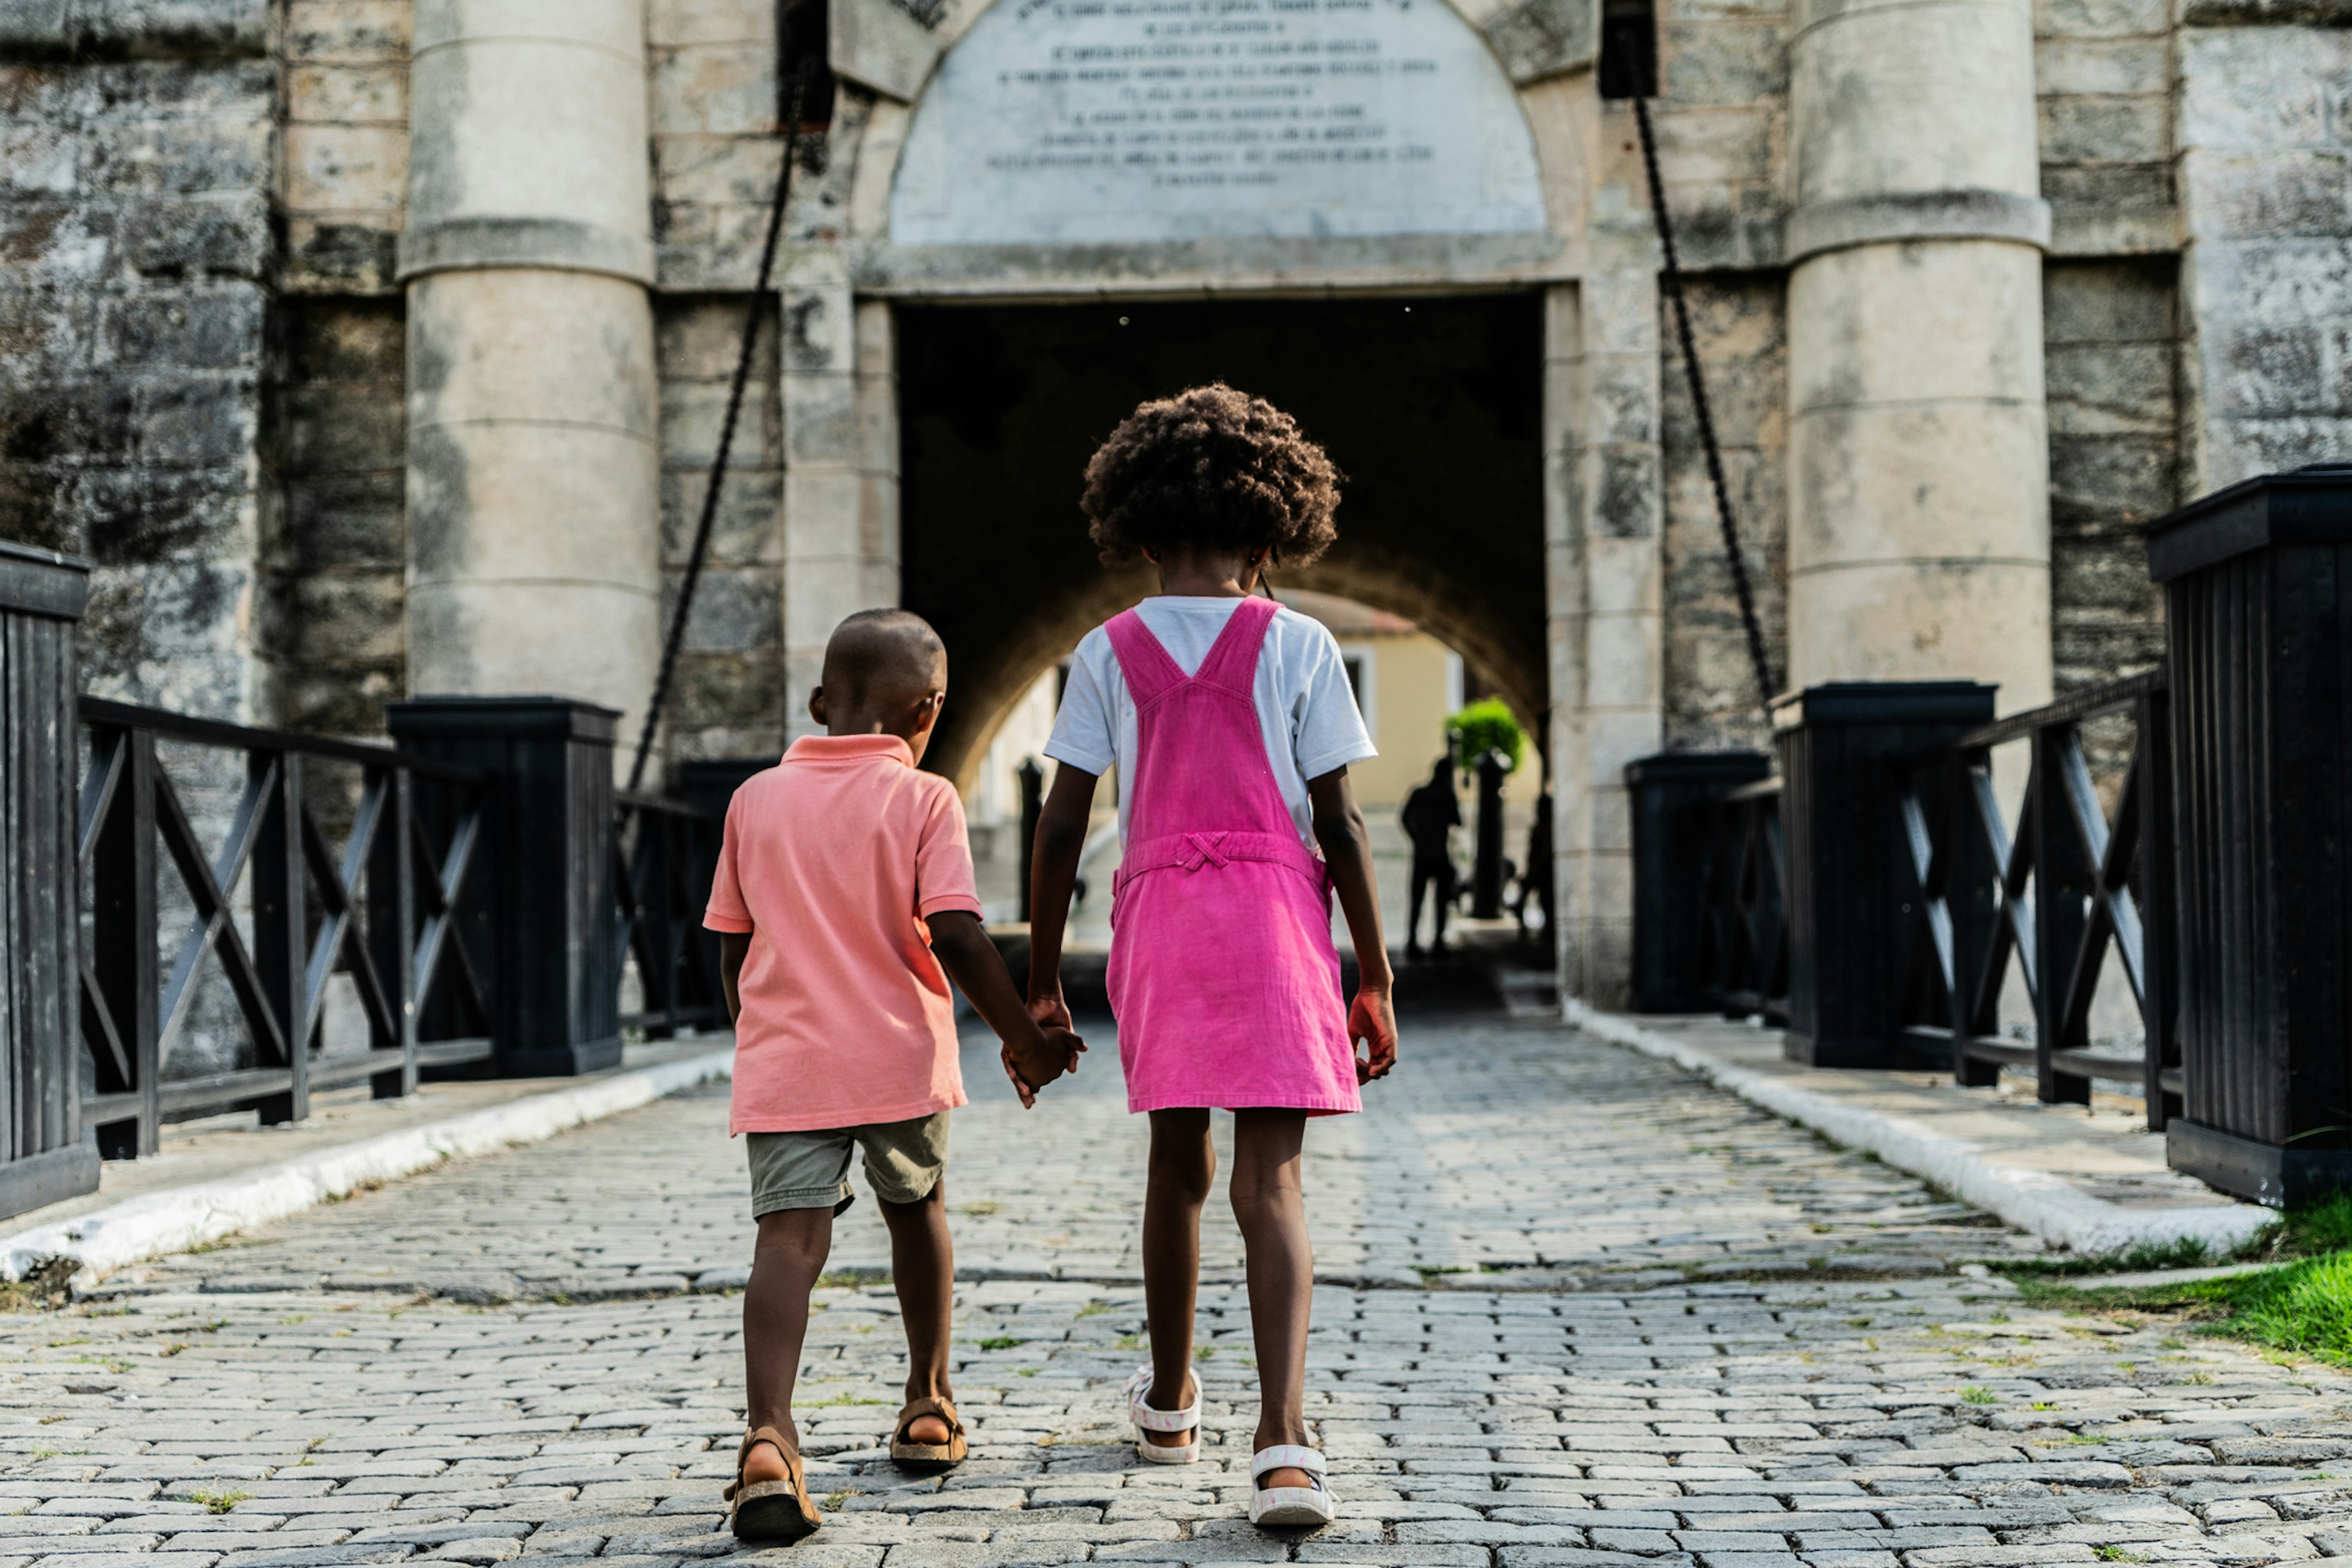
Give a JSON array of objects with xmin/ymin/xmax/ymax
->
[
  {"xmin": 1633, "ymin": 93, "xmax": 1778, "ymax": 714},
  {"xmin": 627, "ymin": 54, "xmax": 815, "ymax": 795}
]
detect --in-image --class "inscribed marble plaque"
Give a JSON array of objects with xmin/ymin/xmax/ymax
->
[{"xmin": 890, "ymin": 0, "xmax": 1549, "ymax": 246}]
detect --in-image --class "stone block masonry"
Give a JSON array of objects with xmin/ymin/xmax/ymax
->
[
  {"xmin": 0, "ymin": 28, "xmax": 277, "ymax": 720},
  {"xmin": 656, "ymin": 295, "xmax": 786, "ymax": 763},
  {"xmin": 1659, "ymin": 274, "xmax": 1789, "ymax": 752},
  {"xmin": 2045, "ymin": 258, "xmax": 2177, "ymax": 698},
  {"xmin": 2177, "ymin": 24, "xmax": 2352, "ymax": 490}
]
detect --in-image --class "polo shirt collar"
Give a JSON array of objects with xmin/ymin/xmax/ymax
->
[{"xmin": 786, "ymin": 734, "xmax": 915, "ymax": 767}]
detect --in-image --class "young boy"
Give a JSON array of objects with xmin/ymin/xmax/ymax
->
[{"xmin": 705, "ymin": 608, "xmax": 1082, "ymax": 1544}]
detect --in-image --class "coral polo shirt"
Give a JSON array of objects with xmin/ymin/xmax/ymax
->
[{"xmin": 703, "ymin": 734, "xmax": 982, "ymax": 1134}]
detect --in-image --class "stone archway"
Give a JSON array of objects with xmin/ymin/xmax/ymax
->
[{"xmin": 895, "ymin": 293, "xmax": 1548, "ymax": 792}]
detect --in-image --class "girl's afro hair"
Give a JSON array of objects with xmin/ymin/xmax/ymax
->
[{"xmin": 1080, "ymin": 383, "xmax": 1341, "ymax": 567}]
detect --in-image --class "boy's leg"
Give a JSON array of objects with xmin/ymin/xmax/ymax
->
[
  {"xmin": 742, "ymin": 1206, "xmax": 832, "ymax": 1484},
  {"xmin": 864, "ymin": 1112, "xmax": 958, "ymax": 1449},
  {"xmin": 1141, "ymin": 1107, "xmax": 1215, "ymax": 1448},
  {"xmin": 1230, "ymin": 1107, "xmax": 1314, "ymax": 1490},
  {"xmin": 876, "ymin": 1182, "xmax": 956, "ymax": 1446}
]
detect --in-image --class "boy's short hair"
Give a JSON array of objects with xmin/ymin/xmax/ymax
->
[
  {"xmin": 1080, "ymin": 383, "xmax": 1341, "ymax": 568},
  {"xmin": 823, "ymin": 608, "xmax": 945, "ymax": 707}
]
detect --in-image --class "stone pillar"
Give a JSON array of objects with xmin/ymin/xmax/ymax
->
[
  {"xmin": 400, "ymin": 0, "xmax": 662, "ymax": 742},
  {"xmin": 1547, "ymin": 273, "xmax": 1665, "ymax": 1008},
  {"xmin": 1784, "ymin": 0, "xmax": 2054, "ymax": 710}
]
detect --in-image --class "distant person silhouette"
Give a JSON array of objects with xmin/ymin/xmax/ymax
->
[{"xmin": 1400, "ymin": 756, "xmax": 1461, "ymax": 959}]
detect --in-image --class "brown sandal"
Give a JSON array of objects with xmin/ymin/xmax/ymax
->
[
  {"xmin": 724, "ymin": 1426, "xmax": 823, "ymax": 1542},
  {"xmin": 889, "ymin": 1394, "xmax": 969, "ymax": 1472}
]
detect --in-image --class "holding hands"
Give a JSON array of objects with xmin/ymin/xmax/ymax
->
[
  {"xmin": 1002, "ymin": 1009, "xmax": 1085, "ymax": 1108},
  {"xmin": 1003, "ymin": 985, "xmax": 1082, "ymax": 1107}
]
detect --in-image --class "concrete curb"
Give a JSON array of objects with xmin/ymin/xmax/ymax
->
[
  {"xmin": 2, "ymin": 1049, "xmax": 736, "ymax": 1286},
  {"xmin": 1566, "ymin": 1000, "xmax": 2272, "ymax": 1258}
]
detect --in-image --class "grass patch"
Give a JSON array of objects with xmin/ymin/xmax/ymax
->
[
  {"xmin": 978, "ymin": 1336, "xmax": 1020, "ymax": 1351},
  {"xmin": 2010, "ymin": 1251, "xmax": 2352, "ymax": 1365},
  {"xmin": 794, "ymin": 1393, "xmax": 889, "ymax": 1408},
  {"xmin": 190, "ymin": 1490, "xmax": 249, "ymax": 1514},
  {"xmin": 1958, "ymin": 1386, "xmax": 1998, "ymax": 1404}
]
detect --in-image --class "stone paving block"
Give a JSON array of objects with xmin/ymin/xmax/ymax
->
[{"xmin": 0, "ymin": 1022, "xmax": 2346, "ymax": 1568}]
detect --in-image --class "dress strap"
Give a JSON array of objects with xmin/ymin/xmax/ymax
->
[
  {"xmin": 1105, "ymin": 608, "xmax": 1188, "ymax": 706},
  {"xmin": 1194, "ymin": 596, "xmax": 1280, "ymax": 695}
]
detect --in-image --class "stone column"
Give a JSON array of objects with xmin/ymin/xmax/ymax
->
[
  {"xmin": 1784, "ymin": 0, "xmax": 2054, "ymax": 710},
  {"xmin": 1547, "ymin": 273, "xmax": 1665, "ymax": 1008},
  {"xmin": 400, "ymin": 0, "xmax": 662, "ymax": 741}
]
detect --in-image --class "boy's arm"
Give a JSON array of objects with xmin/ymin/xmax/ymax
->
[
  {"xmin": 1024, "ymin": 763, "xmax": 1099, "ymax": 1030},
  {"xmin": 719, "ymin": 931, "xmax": 749, "ymax": 1027},
  {"xmin": 1308, "ymin": 766, "xmax": 1399, "ymax": 1084},
  {"xmin": 929, "ymin": 910, "xmax": 1084, "ymax": 1109}
]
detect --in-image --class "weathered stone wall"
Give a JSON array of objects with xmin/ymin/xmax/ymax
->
[
  {"xmin": 1652, "ymin": 0, "xmax": 1787, "ymax": 270},
  {"xmin": 0, "ymin": 16, "xmax": 277, "ymax": 718},
  {"xmin": 2045, "ymin": 258, "xmax": 2177, "ymax": 695},
  {"xmin": 2176, "ymin": 24, "xmax": 2352, "ymax": 492},
  {"xmin": 2037, "ymin": 0, "xmax": 2176, "ymax": 255},
  {"xmin": 282, "ymin": 0, "xmax": 407, "ymax": 293},
  {"xmin": 268, "ymin": 298, "xmax": 405, "ymax": 737},
  {"xmin": 1659, "ymin": 275, "xmax": 1789, "ymax": 753},
  {"xmin": 650, "ymin": 0, "xmax": 781, "ymax": 292},
  {"xmin": 657, "ymin": 296, "xmax": 786, "ymax": 763}
]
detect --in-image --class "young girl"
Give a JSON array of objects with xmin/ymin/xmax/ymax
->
[{"xmin": 1022, "ymin": 384, "xmax": 1399, "ymax": 1530}]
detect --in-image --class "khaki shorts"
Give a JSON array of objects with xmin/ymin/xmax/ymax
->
[{"xmin": 745, "ymin": 1111, "xmax": 951, "ymax": 1218}]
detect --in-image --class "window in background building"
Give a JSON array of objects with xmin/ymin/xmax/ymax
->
[{"xmin": 1339, "ymin": 647, "xmax": 1376, "ymax": 744}]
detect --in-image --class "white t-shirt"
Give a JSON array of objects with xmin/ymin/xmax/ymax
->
[{"xmin": 1045, "ymin": 597, "xmax": 1378, "ymax": 848}]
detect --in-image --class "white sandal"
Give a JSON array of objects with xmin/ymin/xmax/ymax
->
[
  {"xmin": 1249, "ymin": 1444, "xmax": 1335, "ymax": 1528},
  {"xmin": 1123, "ymin": 1363, "xmax": 1199, "ymax": 1464}
]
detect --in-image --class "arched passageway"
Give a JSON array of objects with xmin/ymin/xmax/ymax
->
[{"xmin": 897, "ymin": 294, "xmax": 1548, "ymax": 791}]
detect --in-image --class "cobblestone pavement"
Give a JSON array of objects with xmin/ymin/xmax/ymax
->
[{"xmin": 7, "ymin": 1012, "xmax": 2352, "ymax": 1567}]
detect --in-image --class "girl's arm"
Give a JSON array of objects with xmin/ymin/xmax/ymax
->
[
  {"xmin": 1308, "ymin": 766, "xmax": 1399, "ymax": 1082},
  {"xmin": 1026, "ymin": 762, "xmax": 1101, "ymax": 1029}
]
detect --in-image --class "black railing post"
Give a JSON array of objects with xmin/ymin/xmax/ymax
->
[
  {"xmin": 387, "ymin": 697, "xmax": 623, "ymax": 1078},
  {"xmin": 2029, "ymin": 728, "xmax": 2095, "ymax": 1107},
  {"xmin": 1777, "ymin": 682, "xmax": 1998, "ymax": 1068},
  {"xmin": 2151, "ymin": 465, "xmax": 2352, "ymax": 1204},
  {"xmin": 86, "ymin": 726, "xmax": 160, "ymax": 1158},
  {"xmin": 2139, "ymin": 685, "xmax": 2179, "ymax": 1129},
  {"xmin": 249, "ymin": 748, "xmax": 307, "ymax": 1125},
  {"xmin": 1624, "ymin": 752, "xmax": 1771, "ymax": 1013},
  {"xmin": 0, "ymin": 542, "xmax": 102, "ymax": 1217},
  {"xmin": 367, "ymin": 768, "xmax": 419, "ymax": 1100}
]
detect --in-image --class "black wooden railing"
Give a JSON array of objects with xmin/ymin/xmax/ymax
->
[
  {"xmin": 1705, "ymin": 775, "xmax": 1789, "ymax": 1022},
  {"xmin": 614, "ymin": 791, "xmax": 726, "ymax": 1038},
  {"xmin": 1891, "ymin": 670, "xmax": 2178, "ymax": 1126},
  {"xmin": 1620, "ymin": 467, "xmax": 2352, "ymax": 1207},
  {"xmin": 76, "ymin": 699, "xmax": 496, "ymax": 1158}
]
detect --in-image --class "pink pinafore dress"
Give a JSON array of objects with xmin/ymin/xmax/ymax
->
[{"xmin": 1103, "ymin": 597, "xmax": 1361, "ymax": 1115}]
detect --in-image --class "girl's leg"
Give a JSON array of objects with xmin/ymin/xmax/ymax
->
[
  {"xmin": 741, "ymin": 1206, "xmax": 832, "ymax": 1482},
  {"xmin": 1140, "ymin": 1108, "xmax": 1215, "ymax": 1447},
  {"xmin": 1230, "ymin": 1107, "xmax": 1314, "ymax": 1489}
]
